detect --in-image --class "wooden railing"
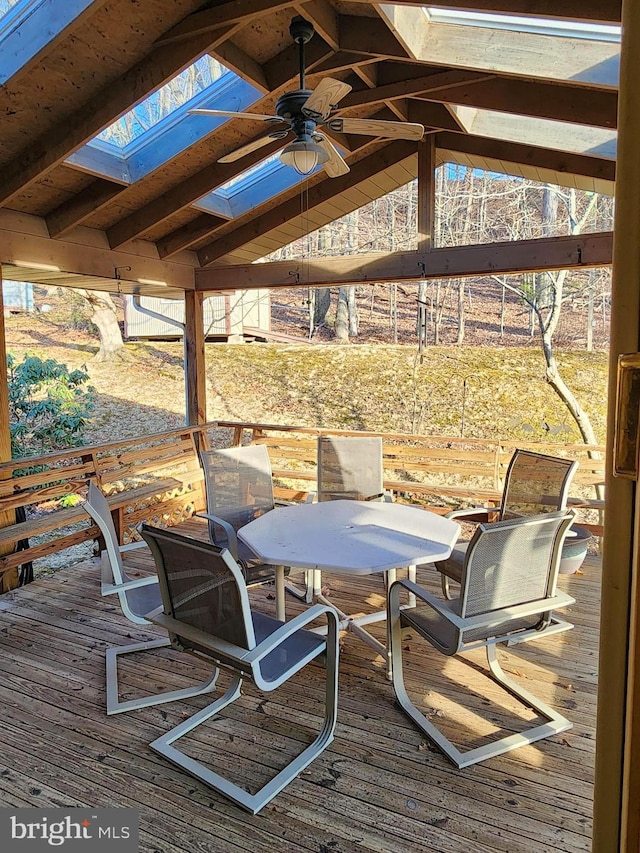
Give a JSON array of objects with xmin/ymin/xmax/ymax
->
[
  {"xmin": 218, "ymin": 421, "xmax": 605, "ymax": 531},
  {"xmin": 0, "ymin": 419, "xmax": 605, "ymax": 590},
  {"xmin": 0, "ymin": 423, "xmax": 218, "ymax": 590}
]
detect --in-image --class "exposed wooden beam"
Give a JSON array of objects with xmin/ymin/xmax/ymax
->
[
  {"xmin": 46, "ymin": 180, "xmax": 125, "ymax": 239},
  {"xmin": 339, "ymin": 16, "xmax": 411, "ymax": 59},
  {"xmin": 197, "ymin": 140, "xmax": 417, "ymax": 265},
  {"xmin": 408, "ymin": 101, "xmax": 469, "ymax": 132},
  {"xmin": 295, "ymin": 0, "xmax": 340, "ymax": 51},
  {"xmin": 155, "ymin": 0, "xmax": 296, "ymax": 46},
  {"xmin": 212, "ymin": 41, "xmax": 269, "ymax": 93},
  {"xmin": 157, "ymin": 214, "xmax": 227, "ymax": 259},
  {"xmin": 107, "ymin": 136, "xmax": 286, "ymax": 248},
  {"xmin": 377, "ymin": 4, "xmax": 620, "ymax": 89},
  {"xmin": 0, "ymin": 211, "xmax": 196, "ymax": 292},
  {"xmin": 264, "ymin": 34, "xmax": 334, "ymax": 90},
  {"xmin": 362, "ymin": 0, "xmax": 623, "ymax": 25},
  {"xmin": 0, "ymin": 0, "xmax": 109, "ymax": 86},
  {"xmin": 435, "ymin": 131, "xmax": 616, "ymax": 183},
  {"xmin": 0, "ymin": 26, "xmax": 240, "ymax": 208},
  {"xmin": 341, "ymin": 69, "xmax": 493, "ymax": 108},
  {"xmin": 412, "ymin": 76, "xmax": 618, "ymax": 130},
  {"xmin": 312, "ymin": 52, "xmax": 380, "ymax": 75},
  {"xmin": 196, "ymin": 231, "xmax": 613, "ymax": 290}
]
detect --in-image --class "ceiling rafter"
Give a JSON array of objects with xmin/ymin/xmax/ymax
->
[
  {"xmin": 154, "ymin": 0, "xmax": 298, "ymax": 46},
  {"xmin": 0, "ymin": 25, "xmax": 243, "ymax": 208},
  {"xmin": 212, "ymin": 41, "xmax": 270, "ymax": 92},
  {"xmin": 46, "ymin": 180, "xmax": 126, "ymax": 238},
  {"xmin": 196, "ymin": 139, "xmax": 417, "ymax": 265}
]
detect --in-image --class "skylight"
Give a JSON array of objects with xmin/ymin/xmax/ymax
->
[
  {"xmin": 98, "ymin": 56, "xmax": 227, "ymax": 149},
  {"xmin": 0, "ymin": 0, "xmax": 35, "ymax": 31},
  {"xmin": 423, "ymin": 6, "xmax": 621, "ymax": 41}
]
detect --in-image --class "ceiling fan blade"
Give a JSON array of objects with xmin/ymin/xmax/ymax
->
[
  {"xmin": 189, "ymin": 108, "xmax": 280, "ymax": 122},
  {"xmin": 302, "ymin": 78, "xmax": 352, "ymax": 121},
  {"xmin": 316, "ymin": 136, "xmax": 350, "ymax": 178},
  {"xmin": 218, "ymin": 132, "xmax": 288, "ymax": 164},
  {"xmin": 327, "ymin": 118, "xmax": 425, "ymax": 141}
]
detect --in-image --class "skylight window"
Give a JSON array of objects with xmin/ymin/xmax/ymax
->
[
  {"xmin": 423, "ymin": 6, "xmax": 621, "ymax": 42},
  {"xmin": 98, "ymin": 55, "xmax": 227, "ymax": 149},
  {"xmin": 0, "ymin": 0, "xmax": 41, "ymax": 34}
]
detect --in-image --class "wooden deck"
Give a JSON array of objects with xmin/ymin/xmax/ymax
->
[{"xmin": 0, "ymin": 544, "xmax": 598, "ymax": 853}]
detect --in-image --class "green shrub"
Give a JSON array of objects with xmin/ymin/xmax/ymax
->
[{"xmin": 8, "ymin": 353, "xmax": 95, "ymax": 459}]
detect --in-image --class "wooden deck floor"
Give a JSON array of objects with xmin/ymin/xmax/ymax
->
[{"xmin": 0, "ymin": 546, "xmax": 599, "ymax": 853}]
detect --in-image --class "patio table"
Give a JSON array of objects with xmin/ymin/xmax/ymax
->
[{"xmin": 238, "ymin": 499, "xmax": 460, "ymax": 677}]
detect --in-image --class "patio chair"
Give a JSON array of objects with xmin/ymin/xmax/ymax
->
[
  {"xmin": 83, "ymin": 481, "xmax": 219, "ymax": 715},
  {"xmin": 436, "ymin": 449, "xmax": 578, "ymax": 641},
  {"xmin": 139, "ymin": 523, "xmax": 340, "ymax": 815},
  {"xmin": 315, "ymin": 435, "xmax": 401, "ymax": 599},
  {"xmin": 388, "ymin": 509, "xmax": 576, "ymax": 768},
  {"xmin": 199, "ymin": 444, "xmax": 313, "ymax": 603},
  {"xmin": 317, "ymin": 435, "xmax": 392, "ymax": 503}
]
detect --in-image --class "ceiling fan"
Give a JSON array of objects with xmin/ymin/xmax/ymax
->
[{"xmin": 189, "ymin": 16, "xmax": 425, "ymax": 177}]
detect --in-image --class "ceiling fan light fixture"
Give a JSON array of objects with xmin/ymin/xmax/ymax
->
[{"xmin": 280, "ymin": 137, "xmax": 329, "ymax": 175}]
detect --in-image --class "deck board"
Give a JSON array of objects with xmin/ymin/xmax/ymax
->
[{"xmin": 0, "ymin": 550, "xmax": 599, "ymax": 853}]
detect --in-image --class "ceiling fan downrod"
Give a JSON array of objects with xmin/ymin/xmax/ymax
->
[{"xmin": 289, "ymin": 15, "xmax": 315, "ymax": 90}]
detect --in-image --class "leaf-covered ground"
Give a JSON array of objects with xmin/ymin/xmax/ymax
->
[{"xmin": 6, "ymin": 309, "xmax": 608, "ymax": 447}]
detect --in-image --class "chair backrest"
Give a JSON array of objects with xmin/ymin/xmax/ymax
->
[
  {"xmin": 459, "ymin": 510, "xmax": 574, "ymax": 622},
  {"xmin": 500, "ymin": 450, "xmax": 578, "ymax": 520},
  {"xmin": 83, "ymin": 480, "xmax": 127, "ymax": 584},
  {"xmin": 139, "ymin": 524, "xmax": 256, "ymax": 655},
  {"xmin": 317, "ymin": 435, "xmax": 384, "ymax": 502},
  {"xmin": 200, "ymin": 445, "xmax": 276, "ymax": 531}
]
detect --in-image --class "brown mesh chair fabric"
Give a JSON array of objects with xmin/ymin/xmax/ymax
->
[
  {"xmin": 436, "ymin": 449, "xmax": 578, "ymax": 591},
  {"xmin": 138, "ymin": 524, "xmax": 340, "ymax": 815},
  {"xmin": 317, "ymin": 435, "xmax": 387, "ymax": 502},
  {"xmin": 199, "ymin": 445, "xmax": 286, "ymax": 587},
  {"xmin": 389, "ymin": 510, "xmax": 576, "ymax": 768}
]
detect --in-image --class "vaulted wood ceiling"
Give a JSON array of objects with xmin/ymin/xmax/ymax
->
[{"xmin": 0, "ymin": 0, "xmax": 620, "ymax": 295}]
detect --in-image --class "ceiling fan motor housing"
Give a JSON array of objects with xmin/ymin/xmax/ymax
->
[
  {"xmin": 289, "ymin": 16, "xmax": 315, "ymax": 44},
  {"xmin": 275, "ymin": 90, "xmax": 313, "ymax": 121}
]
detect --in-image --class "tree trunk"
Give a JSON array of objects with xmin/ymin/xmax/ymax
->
[
  {"xmin": 456, "ymin": 278, "xmax": 465, "ymax": 344},
  {"xmin": 313, "ymin": 287, "xmax": 331, "ymax": 327},
  {"xmin": 347, "ymin": 287, "xmax": 358, "ymax": 337},
  {"xmin": 77, "ymin": 290, "xmax": 126, "ymax": 362},
  {"xmin": 335, "ymin": 287, "xmax": 350, "ymax": 342}
]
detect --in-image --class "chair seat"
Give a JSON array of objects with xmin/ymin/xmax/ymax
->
[
  {"xmin": 125, "ymin": 581, "xmax": 162, "ymax": 620},
  {"xmin": 434, "ymin": 540, "xmax": 468, "ymax": 583},
  {"xmin": 252, "ymin": 612, "xmax": 326, "ymax": 682}
]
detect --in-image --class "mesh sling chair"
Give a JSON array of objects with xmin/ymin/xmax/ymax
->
[
  {"xmin": 83, "ymin": 481, "xmax": 219, "ymax": 715},
  {"xmin": 389, "ymin": 510, "xmax": 576, "ymax": 769},
  {"xmin": 315, "ymin": 435, "xmax": 403, "ymax": 601},
  {"xmin": 436, "ymin": 449, "xmax": 578, "ymax": 639},
  {"xmin": 139, "ymin": 524, "xmax": 340, "ymax": 815},
  {"xmin": 200, "ymin": 444, "xmax": 314, "ymax": 606}
]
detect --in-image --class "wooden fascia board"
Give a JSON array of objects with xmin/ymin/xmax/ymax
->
[
  {"xmin": 196, "ymin": 140, "xmax": 417, "ymax": 265},
  {"xmin": 435, "ymin": 131, "xmax": 616, "ymax": 182},
  {"xmin": 0, "ymin": 211, "xmax": 196, "ymax": 292},
  {"xmin": 352, "ymin": 0, "xmax": 621, "ymax": 24},
  {"xmin": 0, "ymin": 26, "xmax": 239, "ymax": 208},
  {"xmin": 195, "ymin": 231, "xmax": 613, "ymax": 290}
]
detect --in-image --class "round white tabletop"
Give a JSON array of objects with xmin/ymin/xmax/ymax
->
[{"xmin": 238, "ymin": 499, "xmax": 460, "ymax": 574}]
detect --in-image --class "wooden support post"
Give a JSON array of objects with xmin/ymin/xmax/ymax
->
[
  {"xmin": 184, "ymin": 290, "xmax": 207, "ymax": 427},
  {"xmin": 0, "ymin": 266, "xmax": 18, "ymax": 592},
  {"xmin": 417, "ymin": 135, "xmax": 436, "ymax": 254},
  {"xmin": 593, "ymin": 0, "xmax": 640, "ymax": 850}
]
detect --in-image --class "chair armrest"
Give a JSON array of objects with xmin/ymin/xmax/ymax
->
[
  {"xmin": 195, "ymin": 511, "xmax": 238, "ymax": 559},
  {"xmin": 101, "ymin": 575, "xmax": 158, "ymax": 596},
  {"xmin": 445, "ymin": 507, "xmax": 494, "ymax": 521},
  {"xmin": 246, "ymin": 603, "xmax": 340, "ymax": 664},
  {"xmin": 389, "ymin": 578, "xmax": 575, "ymax": 634},
  {"xmin": 119, "ymin": 541, "xmax": 148, "ymax": 553}
]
